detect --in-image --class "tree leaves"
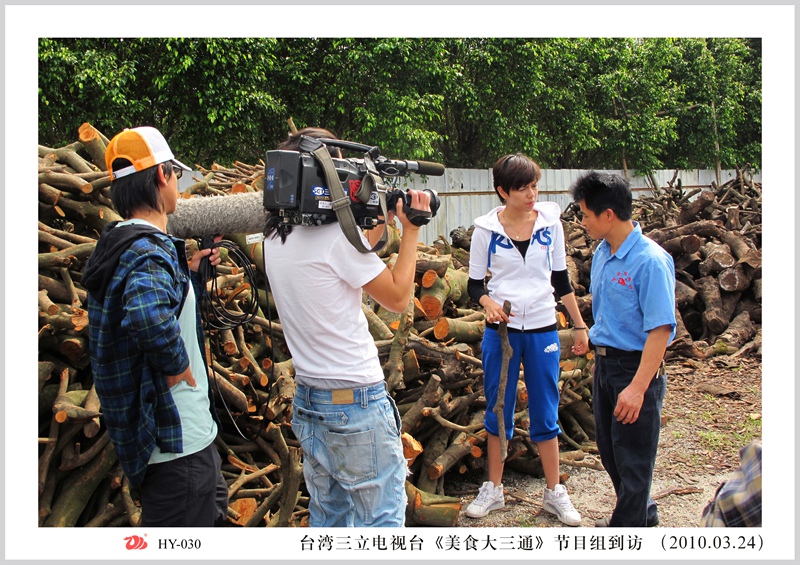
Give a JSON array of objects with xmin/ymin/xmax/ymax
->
[{"xmin": 38, "ymin": 38, "xmax": 760, "ymax": 171}]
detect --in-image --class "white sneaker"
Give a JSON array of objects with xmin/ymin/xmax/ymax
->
[
  {"xmin": 543, "ymin": 484, "xmax": 582, "ymax": 526},
  {"xmin": 464, "ymin": 481, "xmax": 505, "ymax": 518}
]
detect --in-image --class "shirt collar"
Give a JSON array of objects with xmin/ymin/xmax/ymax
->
[{"xmin": 599, "ymin": 221, "xmax": 642, "ymax": 259}]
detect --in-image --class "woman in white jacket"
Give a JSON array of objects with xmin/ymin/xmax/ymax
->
[{"xmin": 464, "ymin": 153, "xmax": 589, "ymax": 526}]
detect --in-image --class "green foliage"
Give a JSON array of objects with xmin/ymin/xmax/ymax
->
[{"xmin": 39, "ymin": 38, "xmax": 761, "ymax": 171}]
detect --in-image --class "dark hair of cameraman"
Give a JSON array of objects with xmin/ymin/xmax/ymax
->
[{"xmin": 277, "ymin": 126, "xmax": 343, "ymax": 158}]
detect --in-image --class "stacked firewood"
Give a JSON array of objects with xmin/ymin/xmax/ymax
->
[{"xmin": 558, "ymin": 168, "xmax": 763, "ymax": 361}]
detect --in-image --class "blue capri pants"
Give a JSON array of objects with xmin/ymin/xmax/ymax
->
[{"xmin": 482, "ymin": 327, "xmax": 561, "ymax": 443}]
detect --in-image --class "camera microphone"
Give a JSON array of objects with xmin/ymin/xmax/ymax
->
[
  {"xmin": 377, "ymin": 159, "xmax": 446, "ymax": 177},
  {"xmin": 167, "ymin": 191, "xmax": 268, "ymax": 239}
]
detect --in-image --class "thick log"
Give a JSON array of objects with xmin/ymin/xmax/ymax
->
[
  {"xmin": 418, "ymin": 272, "xmax": 449, "ymax": 320},
  {"xmin": 52, "ymin": 197, "xmax": 122, "ymax": 234},
  {"xmin": 660, "ymin": 234, "xmax": 703, "ymax": 256},
  {"xmin": 674, "ymin": 279, "xmax": 698, "ymax": 308},
  {"xmin": 433, "ymin": 316, "xmax": 484, "ymax": 343},
  {"xmin": 416, "ymin": 252, "xmax": 452, "ymax": 278},
  {"xmin": 39, "ymin": 274, "xmax": 87, "ymax": 304},
  {"xmin": 211, "ymin": 369, "xmax": 250, "ymax": 413},
  {"xmin": 39, "ymin": 142, "xmax": 97, "ymax": 174},
  {"xmin": 385, "ymin": 298, "xmax": 416, "ymax": 393},
  {"xmin": 362, "ymin": 302, "xmax": 395, "ymax": 340},
  {"xmin": 401, "ymin": 374, "xmax": 443, "ymax": 434},
  {"xmin": 81, "ymin": 384, "xmax": 102, "ymax": 439},
  {"xmin": 264, "ymin": 423, "xmax": 303, "ymax": 528},
  {"xmin": 38, "ymin": 172, "xmax": 94, "ymax": 196},
  {"xmin": 78, "ymin": 123, "xmax": 109, "ymax": 171},
  {"xmin": 263, "ymin": 373, "xmax": 296, "ymax": 421},
  {"xmin": 694, "ymin": 276, "xmax": 728, "ymax": 335},
  {"xmin": 405, "ymin": 481, "xmax": 462, "ymax": 527},
  {"xmin": 718, "ymin": 263, "xmax": 754, "ymax": 293},
  {"xmin": 427, "ymin": 410, "xmax": 485, "ymax": 480},
  {"xmin": 415, "ymin": 425, "xmax": 453, "ymax": 493},
  {"xmin": 43, "ymin": 441, "xmax": 118, "ymax": 527},
  {"xmin": 705, "ymin": 311, "xmax": 757, "ymax": 357},
  {"xmin": 38, "ymin": 242, "xmax": 97, "ymax": 271},
  {"xmin": 678, "ymin": 189, "xmax": 716, "ymax": 224}
]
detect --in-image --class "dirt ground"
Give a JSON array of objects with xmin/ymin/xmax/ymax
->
[{"xmin": 444, "ymin": 354, "xmax": 763, "ymax": 528}]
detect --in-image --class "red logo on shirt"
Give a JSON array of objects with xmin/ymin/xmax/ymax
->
[{"xmin": 611, "ymin": 271, "xmax": 633, "ymax": 290}]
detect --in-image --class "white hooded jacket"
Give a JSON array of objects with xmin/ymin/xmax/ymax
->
[{"xmin": 468, "ymin": 201, "xmax": 567, "ymax": 331}]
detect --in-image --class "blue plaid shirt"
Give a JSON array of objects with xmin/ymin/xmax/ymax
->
[
  {"xmin": 86, "ymin": 227, "xmax": 218, "ymax": 487},
  {"xmin": 702, "ymin": 441, "xmax": 762, "ymax": 527}
]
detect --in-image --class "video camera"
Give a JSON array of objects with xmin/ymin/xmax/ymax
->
[{"xmin": 263, "ymin": 136, "xmax": 444, "ymax": 230}]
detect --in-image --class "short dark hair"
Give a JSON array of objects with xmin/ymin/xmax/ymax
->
[
  {"xmin": 492, "ymin": 153, "xmax": 541, "ymax": 203},
  {"xmin": 109, "ymin": 159, "xmax": 172, "ymax": 218},
  {"xmin": 278, "ymin": 127, "xmax": 342, "ymax": 158},
  {"xmin": 569, "ymin": 171, "xmax": 632, "ymax": 221}
]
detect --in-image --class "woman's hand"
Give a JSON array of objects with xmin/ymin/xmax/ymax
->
[
  {"xmin": 571, "ymin": 327, "xmax": 589, "ymax": 356},
  {"xmin": 483, "ymin": 299, "xmax": 513, "ymax": 324}
]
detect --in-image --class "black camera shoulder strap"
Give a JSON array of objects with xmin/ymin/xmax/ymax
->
[{"xmin": 309, "ymin": 144, "xmax": 389, "ymax": 254}]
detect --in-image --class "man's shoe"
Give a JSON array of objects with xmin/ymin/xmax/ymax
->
[
  {"xmin": 464, "ymin": 481, "xmax": 505, "ymax": 518},
  {"xmin": 595, "ymin": 515, "xmax": 659, "ymax": 527},
  {"xmin": 542, "ymin": 484, "xmax": 582, "ymax": 526}
]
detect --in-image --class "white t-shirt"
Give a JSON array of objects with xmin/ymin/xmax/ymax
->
[{"xmin": 262, "ymin": 223, "xmax": 387, "ymax": 389}]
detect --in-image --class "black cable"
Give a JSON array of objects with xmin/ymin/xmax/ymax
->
[{"xmin": 195, "ymin": 237, "xmax": 261, "ymax": 441}]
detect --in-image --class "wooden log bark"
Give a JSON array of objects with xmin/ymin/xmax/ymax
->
[
  {"xmin": 694, "ymin": 276, "xmax": 728, "ymax": 335},
  {"xmin": 43, "ymin": 441, "xmax": 118, "ymax": 527},
  {"xmin": 704, "ymin": 311, "xmax": 756, "ymax": 357},
  {"xmin": 78, "ymin": 123, "xmax": 108, "ymax": 171},
  {"xmin": 405, "ymin": 481, "xmax": 462, "ymax": 527},
  {"xmin": 718, "ymin": 263, "xmax": 754, "ymax": 293},
  {"xmin": 433, "ymin": 316, "xmax": 484, "ymax": 343},
  {"xmin": 493, "ymin": 300, "xmax": 513, "ymax": 462}
]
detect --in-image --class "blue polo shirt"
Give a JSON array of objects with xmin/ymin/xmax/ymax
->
[{"xmin": 589, "ymin": 222, "xmax": 676, "ymax": 351}]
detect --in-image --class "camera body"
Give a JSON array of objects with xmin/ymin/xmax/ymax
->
[
  {"xmin": 264, "ymin": 150, "xmax": 384, "ymax": 228},
  {"xmin": 263, "ymin": 140, "xmax": 442, "ymax": 229}
]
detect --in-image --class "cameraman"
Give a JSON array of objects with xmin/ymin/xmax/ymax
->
[{"xmin": 262, "ymin": 134, "xmax": 430, "ymax": 527}]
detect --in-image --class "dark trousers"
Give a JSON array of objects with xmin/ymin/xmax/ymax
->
[
  {"xmin": 139, "ymin": 442, "xmax": 228, "ymax": 527},
  {"xmin": 593, "ymin": 353, "xmax": 666, "ymax": 527}
]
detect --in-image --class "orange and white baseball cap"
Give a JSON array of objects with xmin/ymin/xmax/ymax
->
[{"xmin": 105, "ymin": 126, "xmax": 192, "ymax": 180}]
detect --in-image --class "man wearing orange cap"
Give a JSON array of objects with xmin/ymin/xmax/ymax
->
[{"xmin": 83, "ymin": 127, "xmax": 228, "ymax": 527}]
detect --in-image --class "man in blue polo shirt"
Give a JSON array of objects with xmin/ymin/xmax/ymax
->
[{"xmin": 570, "ymin": 171, "xmax": 676, "ymax": 528}]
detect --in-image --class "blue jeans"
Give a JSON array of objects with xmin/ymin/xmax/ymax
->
[
  {"xmin": 292, "ymin": 382, "xmax": 408, "ymax": 527},
  {"xmin": 593, "ymin": 353, "xmax": 666, "ymax": 527}
]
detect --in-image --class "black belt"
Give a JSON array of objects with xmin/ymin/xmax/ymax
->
[
  {"xmin": 594, "ymin": 345, "xmax": 642, "ymax": 359},
  {"xmin": 485, "ymin": 322, "xmax": 557, "ymax": 334}
]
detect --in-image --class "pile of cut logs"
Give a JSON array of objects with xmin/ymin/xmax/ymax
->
[
  {"xmin": 558, "ymin": 168, "xmax": 763, "ymax": 361},
  {"xmin": 37, "ymin": 124, "xmax": 761, "ymax": 528}
]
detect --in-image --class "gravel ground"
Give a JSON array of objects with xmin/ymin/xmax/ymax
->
[{"xmin": 442, "ymin": 355, "xmax": 762, "ymax": 528}]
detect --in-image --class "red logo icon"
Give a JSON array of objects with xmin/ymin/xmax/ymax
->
[
  {"xmin": 349, "ymin": 179, "xmax": 362, "ymax": 201},
  {"xmin": 124, "ymin": 535, "xmax": 148, "ymax": 550}
]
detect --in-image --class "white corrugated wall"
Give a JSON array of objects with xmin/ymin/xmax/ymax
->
[{"xmin": 400, "ymin": 168, "xmax": 762, "ymax": 245}]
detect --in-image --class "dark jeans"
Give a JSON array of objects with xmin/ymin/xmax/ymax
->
[
  {"xmin": 593, "ymin": 354, "xmax": 666, "ymax": 527},
  {"xmin": 139, "ymin": 442, "xmax": 228, "ymax": 527}
]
